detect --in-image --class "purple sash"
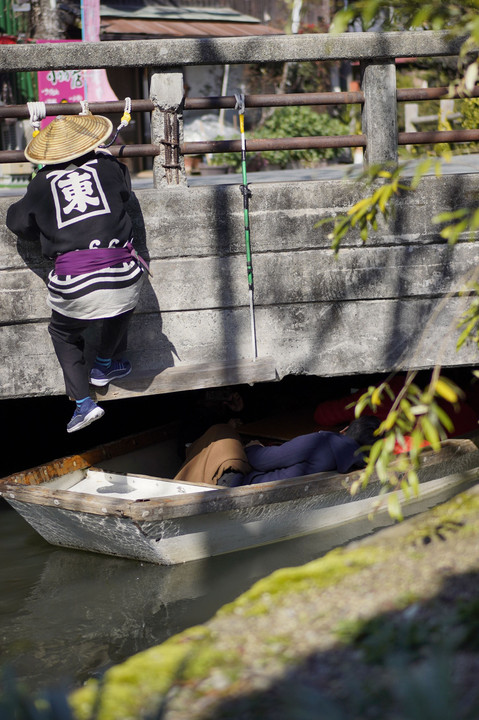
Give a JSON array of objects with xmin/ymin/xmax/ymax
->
[{"xmin": 54, "ymin": 242, "xmax": 151, "ymax": 277}]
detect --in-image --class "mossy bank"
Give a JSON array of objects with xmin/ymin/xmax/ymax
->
[{"xmin": 66, "ymin": 483, "xmax": 479, "ymax": 720}]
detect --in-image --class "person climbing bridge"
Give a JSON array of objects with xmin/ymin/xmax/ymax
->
[{"xmin": 6, "ymin": 112, "xmax": 148, "ymax": 433}]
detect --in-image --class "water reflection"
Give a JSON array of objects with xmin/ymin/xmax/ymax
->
[{"xmin": 0, "ymin": 506, "xmax": 391, "ymax": 692}]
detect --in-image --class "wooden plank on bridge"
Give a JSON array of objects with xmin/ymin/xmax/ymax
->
[{"xmin": 92, "ymin": 356, "xmax": 277, "ymax": 401}]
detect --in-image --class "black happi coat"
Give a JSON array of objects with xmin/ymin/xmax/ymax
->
[
  {"xmin": 6, "ymin": 151, "xmax": 144, "ymax": 320},
  {"xmin": 6, "ymin": 151, "xmax": 133, "ymax": 258}
]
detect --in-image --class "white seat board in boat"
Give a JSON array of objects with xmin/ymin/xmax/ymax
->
[{"xmin": 68, "ymin": 469, "xmax": 215, "ymax": 500}]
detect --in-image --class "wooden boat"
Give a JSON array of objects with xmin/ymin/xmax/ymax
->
[{"xmin": 1, "ymin": 423, "xmax": 479, "ymax": 565}]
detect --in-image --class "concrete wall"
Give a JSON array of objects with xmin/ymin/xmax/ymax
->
[
  {"xmin": 1, "ymin": 30, "xmax": 477, "ymax": 401},
  {"xmin": 1, "ymin": 171, "xmax": 478, "ymax": 400}
]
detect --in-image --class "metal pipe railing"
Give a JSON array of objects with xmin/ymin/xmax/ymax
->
[
  {"xmin": 0, "ymin": 99, "xmax": 154, "ymax": 119},
  {"xmin": 182, "ymin": 135, "xmax": 367, "ymax": 156},
  {"xmin": 0, "ymin": 92, "xmax": 360, "ymax": 119},
  {"xmin": 1, "ymin": 84, "xmax": 478, "ymax": 119},
  {"xmin": 398, "ymin": 129, "xmax": 479, "ymax": 145},
  {"xmin": 5, "ymin": 126, "xmax": 479, "ymax": 165},
  {"xmin": 184, "ymin": 91, "xmax": 365, "ymax": 110},
  {"xmin": 1, "ymin": 84, "xmax": 478, "ymax": 164},
  {"xmin": 397, "ymin": 86, "xmax": 479, "ymax": 102},
  {"xmin": 0, "ymin": 144, "xmax": 160, "ymax": 163}
]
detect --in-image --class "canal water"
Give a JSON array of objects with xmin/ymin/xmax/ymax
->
[{"xmin": 0, "ymin": 502, "xmax": 393, "ymax": 694}]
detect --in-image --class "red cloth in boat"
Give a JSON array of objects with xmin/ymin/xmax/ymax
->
[{"xmin": 313, "ymin": 376, "xmax": 479, "ymax": 454}]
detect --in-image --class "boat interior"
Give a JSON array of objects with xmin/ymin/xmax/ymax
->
[
  {"xmin": 48, "ymin": 467, "xmax": 215, "ymax": 500},
  {"xmin": 3, "ymin": 371, "xmax": 479, "ymax": 504}
]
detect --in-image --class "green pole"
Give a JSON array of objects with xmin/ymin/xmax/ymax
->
[{"xmin": 235, "ymin": 92, "xmax": 257, "ymax": 360}]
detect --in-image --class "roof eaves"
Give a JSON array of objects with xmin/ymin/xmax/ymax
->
[
  {"xmin": 100, "ymin": 18, "xmax": 283, "ymax": 38},
  {"xmin": 100, "ymin": 3, "xmax": 262, "ymax": 23}
]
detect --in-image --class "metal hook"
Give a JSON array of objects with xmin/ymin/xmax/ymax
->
[{"xmin": 234, "ymin": 91, "xmax": 245, "ymax": 115}]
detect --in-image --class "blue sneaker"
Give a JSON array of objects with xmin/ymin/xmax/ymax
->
[
  {"xmin": 90, "ymin": 359, "xmax": 132, "ymax": 387},
  {"xmin": 67, "ymin": 398, "xmax": 105, "ymax": 433}
]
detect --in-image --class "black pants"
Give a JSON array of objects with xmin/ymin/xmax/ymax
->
[{"xmin": 48, "ymin": 309, "xmax": 134, "ymax": 400}]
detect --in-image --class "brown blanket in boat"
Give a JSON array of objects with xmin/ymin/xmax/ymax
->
[{"xmin": 174, "ymin": 423, "xmax": 252, "ymax": 486}]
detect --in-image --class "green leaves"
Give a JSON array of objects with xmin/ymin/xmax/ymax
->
[
  {"xmin": 433, "ymin": 207, "xmax": 479, "ymax": 244},
  {"xmin": 316, "ymin": 163, "xmax": 415, "ymax": 253},
  {"xmin": 330, "ymin": 0, "xmax": 479, "ymax": 107},
  {"xmin": 331, "ymin": 0, "xmax": 479, "ymax": 38},
  {"xmin": 351, "ymin": 372, "xmax": 464, "ymax": 519},
  {"xmin": 254, "ymin": 106, "xmax": 350, "ymax": 169},
  {"xmin": 318, "ymin": 156, "xmax": 458, "ymax": 252},
  {"xmin": 322, "ymin": 0, "xmax": 479, "ymax": 521},
  {"xmin": 457, "ymin": 281, "xmax": 479, "ymax": 350}
]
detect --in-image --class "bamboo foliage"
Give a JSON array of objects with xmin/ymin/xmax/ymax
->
[
  {"xmin": 316, "ymin": 160, "xmax": 441, "ymax": 253},
  {"xmin": 324, "ymin": 1, "xmax": 479, "ymax": 515},
  {"xmin": 350, "ymin": 373, "xmax": 463, "ymax": 521}
]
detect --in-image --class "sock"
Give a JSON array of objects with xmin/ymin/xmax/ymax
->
[
  {"xmin": 95, "ymin": 356, "xmax": 112, "ymax": 370},
  {"xmin": 76, "ymin": 396, "xmax": 91, "ymax": 409}
]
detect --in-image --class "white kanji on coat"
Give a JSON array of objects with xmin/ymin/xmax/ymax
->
[
  {"xmin": 48, "ymin": 159, "xmax": 110, "ymax": 229},
  {"xmin": 58, "ymin": 171, "xmax": 101, "ymax": 214}
]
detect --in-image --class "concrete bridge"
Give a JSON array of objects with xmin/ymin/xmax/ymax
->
[{"xmin": 1, "ymin": 30, "xmax": 478, "ymax": 402}]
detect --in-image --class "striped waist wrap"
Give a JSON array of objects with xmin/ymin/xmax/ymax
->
[{"xmin": 54, "ymin": 242, "xmax": 150, "ymax": 277}]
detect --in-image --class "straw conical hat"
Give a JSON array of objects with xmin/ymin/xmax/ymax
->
[{"xmin": 25, "ymin": 114, "xmax": 113, "ymax": 165}]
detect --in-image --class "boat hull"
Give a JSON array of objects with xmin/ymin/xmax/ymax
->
[
  {"xmin": 4, "ymin": 468, "xmax": 479, "ymax": 565},
  {"xmin": 2, "ymin": 428, "xmax": 479, "ymax": 565}
]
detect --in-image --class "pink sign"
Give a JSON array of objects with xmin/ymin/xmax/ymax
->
[
  {"xmin": 81, "ymin": 0, "xmax": 117, "ymax": 103},
  {"xmin": 36, "ymin": 34, "xmax": 117, "ymax": 126},
  {"xmin": 83, "ymin": 67, "xmax": 118, "ymax": 104},
  {"xmin": 82, "ymin": 0, "xmax": 100, "ymax": 42},
  {"xmin": 37, "ymin": 40, "xmax": 84, "ymax": 125}
]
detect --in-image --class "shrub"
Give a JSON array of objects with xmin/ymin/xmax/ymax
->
[
  {"xmin": 211, "ymin": 105, "xmax": 350, "ymax": 171},
  {"xmin": 254, "ymin": 105, "xmax": 349, "ymax": 168}
]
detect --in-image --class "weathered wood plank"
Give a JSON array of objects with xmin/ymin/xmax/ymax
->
[{"xmin": 95, "ymin": 357, "xmax": 277, "ymax": 400}]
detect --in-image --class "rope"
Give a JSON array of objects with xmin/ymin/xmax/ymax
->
[
  {"xmin": 79, "ymin": 100, "xmax": 90, "ymax": 115},
  {"xmin": 99, "ymin": 96, "xmax": 131, "ymax": 148},
  {"xmin": 27, "ymin": 101, "xmax": 46, "ymax": 137}
]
